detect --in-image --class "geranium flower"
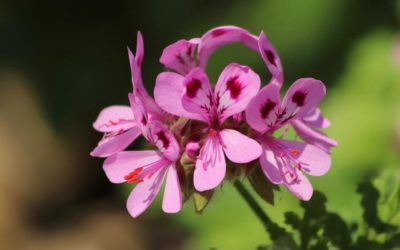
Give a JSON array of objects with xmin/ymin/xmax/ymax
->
[
  {"xmin": 155, "ymin": 63, "xmax": 262, "ymax": 191},
  {"xmin": 245, "ymin": 80, "xmax": 331, "ymax": 200},
  {"xmin": 102, "ymin": 94, "xmax": 182, "ymax": 217}
]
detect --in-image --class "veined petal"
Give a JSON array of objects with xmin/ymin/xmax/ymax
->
[
  {"xmin": 277, "ymin": 139, "xmax": 331, "ymax": 176},
  {"xmin": 259, "ymin": 141, "xmax": 284, "ymax": 184},
  {"xmin": 219, "ymin": 129, "xmax": 262, "ymax": 163},
  {"xmin": 245, "ymin": 84, "xmax": 281, "ymax": 133},
  {"xmin": 285, "ymin": 171, "xmax": 313, "ymax": 201},
  {"xmin": 291, "ymin": 120, "xmax": 337, "ymax": 153},
  {"xmin": 301, "ymin": 108, "xmax": 330, "ymax": 128},
  {"xmin": 215, "ymin": 63, "xmax": 261, "ymax": 122},
  {"xmin": 281, "ymin": 78, "xmax": 326, "ymax": 121},
  {"xmin": 90, "ymin": 127, "xmax": 141, "ymax": 157},
  {"xmin": 148, "ymin": 121, "xmax": 180, "ymax": 162},
  {"xmin": 194, "ymin": 135, "xmax": 226, "ymax": 191},
  {"xmin": 162, "ymin": 164, "xmax": 182, "ymax": 213},
  {"xmin": 258, "ymin": 31, "xmax": 284, "ymax": 85},
  {"xmin": 159, "ymin": 39, "xmax": 197, "ymax": 75},
  {"xmin": 93, "ymin": 105, "xmax": 135, "ymax": 133},
  {"xmin": 127, "ymin": 167, "xmax": 168, "ymax": 218},
  {"xmin": 182, "ymin": 67, "xmax": 215, "ymax": 123},
  {"xmin": 154, "ymin": 72, "xmax": 203, "ymax": 120},
  {"xmin": 103, "ymin": 150, "xmax": 162, "ymax": 183},
  {"xmin": 198, "ymin": 26, "xmax": 259, "ymax": 68}
]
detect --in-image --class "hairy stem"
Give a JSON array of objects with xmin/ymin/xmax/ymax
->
[{"xmin": 234, "ymin": 180, "xmax": 272, "ymax": 227}]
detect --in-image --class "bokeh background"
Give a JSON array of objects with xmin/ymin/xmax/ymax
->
[{"xmin": 1, "ymin": 0, "xmax": 400, "ymax": 249}]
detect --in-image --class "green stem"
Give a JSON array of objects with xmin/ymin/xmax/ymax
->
[{"xmin": 234, "ymin": 180, "xmax": 272, "ymax": 228}]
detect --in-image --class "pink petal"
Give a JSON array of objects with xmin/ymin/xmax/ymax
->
[
  {"xmin": 258, "ymin": 31, "xmax": 284, "ymax": 85},
  {"xmin": 197, "ymin": 26, "xmax": 259, "ymax": 68},
  {"xmin": 128, "ymin": 47, "xmax": 164, "ymax": 121},
  {"xmin": 214, "ymin": 63, "xmax": 261, "ymax": 122},
  {"xmin": 277, "ymin": 139, "xmax": 331, "ymax": 176},
  {"xmin": 301, "ymin": 108, "xmax": 330, "ymax": 128},
  {"xmin": 126, "ymin": 167, "xmax": 168, "ymax": 218},
  {"xmin": 135, "ymin": 31, "xmax": 144, "ymax": 67},
  {"xmin": 291, "ymin": 120, "xmax": 337, "ymax": 153},
  {"xmin": 90, "ymin": 127, "xmax": 141, "ymax": 157},
  {"xmin": 281, "ymin": 78, "xmax": 326, "ymax": 120},
  {"xmin": 102, "ymin": 150, "xmax": 162, "ymax": 183},
  {"xmin": 259, "ymin": 142, "xmax": 284, "ymax": 184},
  {"xmin": 194, "ymin": 135, "xmax": 226, "ymax": 191},
  {"xmin": 219, "ymin": 129, "xmax": 262, "ymax": 163},
  {"xmin": 159, "ymin": 39, "xmax": 197, "ymax": 75},
  {"xmin": 182, "ymin": 67, "xmax": 214, "ymax": 123},
  {"xmin": 285, "ymin": 171, "xmax": 313, "ymax": 201},
  {"xmin": 93, "ymin": 105, "xmax": 135, "ymax": 133},
  {"xmin": 148, "ymin": 121, "xmax": 180, "ymax": 162},
  {"xmin": 162, "ymin": 164, "xmax": 182, "ymax": 213},
  {"xmin": 245, "ymin": 84, "xmax": 281, "ymax": 133},
  {"xmin": 154, "ymin": 72, "xmax": 203, "ymax": 120}
]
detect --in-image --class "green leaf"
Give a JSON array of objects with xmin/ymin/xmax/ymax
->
[
  {"xmin": 247, "ymin": 167, "xmax": 276, "ymax": 205},
  {"xmin": 193, "ymin": 190, "xmax": 214, "ymax": 214},
  {"xmin": 284, "ymin": 212, "xmax": 302, "ymax": 230},
  {"xmin": 323, "ymin": 213, "xmax": 351, "ymax": 249}
]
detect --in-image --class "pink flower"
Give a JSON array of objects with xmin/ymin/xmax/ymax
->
[
  {"xmin": 90, "ymin": 106, "xmax": 141, "ymax": 157},
  {"xmin": 102, "ymin": 94, "xmax": 182, "ymax": 217},
  {"xmin": 245, "ymin": 80, "xmax": 331, "ymax": 200},
  {"xmin": 155, "ymin": 63, "xmax": 262, "ymax": 191}
]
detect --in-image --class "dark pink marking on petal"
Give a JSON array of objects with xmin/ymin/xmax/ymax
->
[
  {"xmin": 156, "ymin": 131, "xmax": 170, "ymax": 149},
  {"xmin": 211, "ymin": 29, "xmax": 227, "ymax": 37},
  {"xmin": 292, "ymin": 91, "xmax": 306, "ymax": 107},
  {"xmin": 264, "ymin": 49, "xmax": 277, "ymax": 67},
  {"xmin": 226, "ymin": 76, "xmax": 243, "ymax": 99},
  {"xmin": 186, "ymin": 78, "xmax": 202, "ymax": 98},
  {"xmin": 260, "ymin": 99, "xmax": 277, "ymax": 119}
]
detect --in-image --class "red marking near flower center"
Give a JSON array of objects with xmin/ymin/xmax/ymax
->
[
  {"xmin": 186, "ymin": 78, "xmax": 202, "ymax": 98},
  {"xmin": 290, "ymin": 149, "xmax": 301, "ymax": 156},
  {"xmin": 292, "ymin": 91, "xmax": 306, "ymax": 107},
  {"xmin": 260, "ymin": 99, "xmax": 277, "ymax": 119},
  {"xmin": 226, "ymin": 76, "xmax": 242, "ymax": 99},
  {"xmin": 156, "ymin": 131, "xmax": 170, "ymax": 149},
  {"xmin": 211, "ymin": 29, "xmax": 226, "ymax": 37},
  {"xmin": 209, "ymin": 129, "xmax": 218, "ymax": 137},
  {"xmin": 264, "ymin": 50, "xmax": 277, "ymax": 67},
  {"xmin": 124, "ymin": 167, "xmax": 143, "ymax": 184}
]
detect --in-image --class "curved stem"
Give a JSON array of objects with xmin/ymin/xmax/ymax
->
[{"xmin": 234, "ymin": 180, "xmax": 271, "ymax": 227}]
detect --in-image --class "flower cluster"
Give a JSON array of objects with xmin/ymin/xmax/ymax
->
[{"xmin": 91, "ymin": 26, "xmax": 337, "ymax": 217}]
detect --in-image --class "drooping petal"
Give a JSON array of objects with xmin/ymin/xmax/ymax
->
[
  {"xmin": 148, "ymin": 121, "xmax": 180, "ymax": 162},
  {"xmin": 162, "ymin": 164, "xmax": 182, "ymax": 213},
  {"xmin": 103, "ymin": 150, "xmax": 162, "ymax": 183},
  {"xmin": 93, "ymin": 105, "xmax": 135, "ymax": 133},
  {"xmin": 259, "ymin": 139, "xmax": 284, "ymax": 184},
  {"xmin": 219, "ymin": 129, "xmax": 262, "ymax": 163},
  {"xmin": 301, "ymin": 108, "xmax": 330, "ymax": 128},
  {"xmin": 90, "ymin": 127, "xmax": 141, "ymax": 157},
  {"xmin": 245, "ymin": 84, "xmax": 281, "ymax": 133},
  {"xmin": 194, "ymin": 135, "xmax": 226, "ymax": 191},
  {"xmin": 182, "ymin": 67, "xmax": 215, "ymax": 123},
  {"xmin": 258, "ymin": 31, "xmax": 284, "ymax": 85},
  {"xmin": 277, "ymin": 139, "xmax": 331, "ymax": 176},
  {"xmin": 159, "ymin": 39, "xmax": 197, "ymax": 75},
  {"xmin": 197, "ymin": 26, "xmax": 259, "ymax": 68},
  {"xmin": 291, "ymin": 120, "xmax": 338, "ymax": 153},
  {"xmin": 126, "ymin": 167, "xmax": 168, "ymax": 218},
  {"xmin": 281, "ymin": 78, "xmax": 326, "ymax": 121},
  {"xmin": 285, "ymin": 171, "xmax": 313, "ymax": 201},
  {"xmin": 154, "ymin": 72, "xmax": 203, "ymax": 120},
  {"xmin": 214, "ymin": 63, "xmax": 261, "ymax": 122}
]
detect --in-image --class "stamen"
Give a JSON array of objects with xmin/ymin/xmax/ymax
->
[
  {"xmin": 290, "ymin": 149, "xmax": 301, "ymax": 156},
  {"xmin": 124, "ymin": 167, "xmax": 143, "ymax": 184}
]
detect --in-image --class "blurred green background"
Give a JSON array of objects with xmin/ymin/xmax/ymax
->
[{"xmin": 0, "ymin": 0, "xmax": 399, "ymax": 249}]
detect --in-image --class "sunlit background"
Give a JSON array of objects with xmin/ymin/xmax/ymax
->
[{"xmin": 1, "ymin": 0, "xmax": 399, "ymax": 249}]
